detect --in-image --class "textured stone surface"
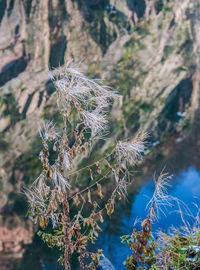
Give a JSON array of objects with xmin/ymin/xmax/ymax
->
[
  {"xmin": 0, "ymin": 1, "xmax": 200, "ymax": 265},
  {"xmin": 0, "ymin": 0, "xmax": 199, "ymax": 203}
]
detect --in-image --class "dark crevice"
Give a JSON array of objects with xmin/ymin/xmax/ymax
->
[
  {"xmin": 49, "ymin": 37, "xmax": 67, "ymax": 68},
  {"xmin": 72, "ymin": 0, "xmax": 117, "ymax": 54},
  {"xmin": 127, "ymin": 0, "xmax": 146, "ymax": 19},
  {"xmin": 155, "ymin": 0, "xmax": 164, "ymax": 14},
  {"xmin": 0, "ymin": 0, "xmax": 7, "ymax": 23},
  {"xmin": 90, "ymin": 17, "xmax": 116, "ymax": 54},
  {"xmin": 45, "ymin": 80, "xmax": 56, "ymax": 96},
  {"xmin": 48, "ymin": 0, "xmax": 68, "ymax": 30},
  {"xmin": 22, "ymin": 0, "xmax": 32, "ymax": 19},
  {"xmin": 7, "ymin": 0, "xmax": 15, "ymax": 16},
  {"xmin": 89, "ymin": 11, "xmax": 121, "ymax": 54},
  {"xmin": 1, "ymin": 93, "xmax": 22, "ymax": 128},
  {"xmin": 15, "ymin": 24, "xmax": 20, "ymax": 35},
  {"xmin": 73, "ymin": 0, "xmax": 108, "ymax": 22},
  {"xmin": 169, "ymin": 17, "xmax": 175, "ymax": 29},
  {"xmin": 48, "ymin": 0, "xmax": 68, "ymax": 68},
  {"xmin": 37, "ymin": 91, "xmax": 44, "ymax": 108},
  {"xmin": 22, "ymin": 92, "xmax": 34, "ymax": 116},
  {"xmin": 0, "ymin": 56, "xmax": 29, "ymax": 87},
  {"xmin": 162, "ymin": 78, "xmax": 193, "ymax": 122},
  {"xmin": 155, "ymin": 78, "xmax": 193, "ymax": 139}
]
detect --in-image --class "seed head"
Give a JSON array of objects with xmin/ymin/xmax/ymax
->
[
  {"xmin": 39, "ymin": 121, "xmax": 59, "ymax": 145},
  {"xmin": 81, "ymin": 109, "xmax": 108, "ymax": 137},
  {"xmin": 116, "ymin": 132, "xmax": 148, "ymax": 166}
]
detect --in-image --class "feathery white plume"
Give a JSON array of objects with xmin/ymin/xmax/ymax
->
[
  {"xmin": 39, "ymin": 121, "xmax": 59, "ymax": 144},
  {"xmin": 81, "ymin": 109, "xmax": 108, "ymax": 137},
  {"xmin": 116, "ymin": 132, "xmax": 148, "ymax": 166}
]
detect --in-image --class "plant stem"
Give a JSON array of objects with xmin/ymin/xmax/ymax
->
[{"xmin": 63, "ymin": 192, "xmax": 71, "ymax": 270}]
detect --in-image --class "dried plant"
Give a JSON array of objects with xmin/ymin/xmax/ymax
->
[
  {"xmin": 121, "ymin": 170, "xmax": 173, "ymax": 270},
  {"xmin": 154, "ymin": 205, "xmax": 200, "ymax": 269},
  {"xmin": 146, "ymin": 170, "xmax": 173, "ymax": 222},
  {"xmin": 25, "ymin": 62, "xmax": 148, "ymax": 270},
  {"xmin": 122, "ymin": 170, "xmax": 200, "ymax": 270}
]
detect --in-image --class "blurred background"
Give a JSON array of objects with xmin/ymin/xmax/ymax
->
[{"xmin": 0, "ymin": 0, "xmax": 200, "ymax": 269}]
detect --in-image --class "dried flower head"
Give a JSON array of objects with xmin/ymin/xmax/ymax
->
[
  {"xmin": 52, "ymin": 168, "xmax": 71, "ymax": 190},
  {"xmin": 50, "ymin": 62, "xmax": 118, "ymax": 111},
  {"xmin": 81, "ymin": 109, "xmax": 108, "ymax": 137},
  {"xmin": 23, "ymin": 175, "xmax": 47, "ymax": 210},
  {"xmin": 147, "ymin": 170, "xmax": 173, "ymax": 221},
  {"xmin": 39, "ymin": 121, "xmax": 59, "ymax": 145},
  {"xmin": 115, "ymin": 132, "xmax": 148, "ymax": 166},
  {"xmin": 24, "ymin": 62, "xmax": 148, "ymax": 270}
]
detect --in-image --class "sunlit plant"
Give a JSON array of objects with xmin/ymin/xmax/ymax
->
[
  {"xmin": 121, "ymin": 171, "xmax": 173, "ymax": 270},
  {"xmin": 24, "ymin": 63, "xmax": 147, "ymax": 270},
  {"xmin": 122, "ymin": 170, "xmax": 200, "ymax": 270}
]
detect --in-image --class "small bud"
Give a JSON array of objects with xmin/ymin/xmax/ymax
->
[
  {"xmin": 99, "ymin": 212, "xmax": 104, "ymax": 223},
  {"xmin": 97, "ymin": 183, "xmax": 103, "ymax": 199},
  {"xmin": 105, "ymin": 199, "xmax": 114, "ymax": 216},
  {"xmin": 88, "ymin": 189, "xmax": 92, "ymax": 203},
  {"xmin": 73, "ymin": 195, "xmax": 80, "ymax": 206},
  {"xmin": 96, "ymin": 162, "xmax": 101, "ymax": 174}
]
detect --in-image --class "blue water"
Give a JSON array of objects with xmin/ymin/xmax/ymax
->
[
  {"xmin": 14, "ymin": 167, "xmax": 200, "ymax": 269},
  {"xmin": 96, "ymin": 167, "xmax": 200, "ymax": 269}
]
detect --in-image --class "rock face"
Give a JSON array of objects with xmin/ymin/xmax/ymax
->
[
  {"xmin": 0, "ymin": 0, "xmax": 199, "ymax": 210},
  {"xmin": 0, "ymin": 215, "xmax": 33, "ymax": 270},
  {"xmin": 0, "ymin": 0, "xmax": 200, "ymax": 265}
]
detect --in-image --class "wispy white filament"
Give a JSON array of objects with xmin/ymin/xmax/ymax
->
[
  {"xmin": 81, "ymin": 109, "xmax": 108, "ymax": 137},
  {"xmin": 39, "ymin": 121, "xmax": 59, "ymax": 144},
  {"xmin": 57, "ymin": 172, "xmax": 71, "ymax": 190},
  {"xmin": 52, "ymin": 168, "xmax": 71, "ymax": 190},
  {"xmin": 63, "ymin": 152, "xmax": 71, "ymax": 170},
  {"xmin": 116, "ymin": 133, "xmax": 147, "ymax": 166}
]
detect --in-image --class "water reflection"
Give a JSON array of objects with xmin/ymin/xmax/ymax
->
[
  {"xmin": 96, "ymin": 167, "xmax": 200, "ymax": 268},
  {"xmin": 14, "ymin": 235, "xmax": 63, "ymax": 270},
  {"xmin": 2, "ymin": 167, "xmax": 200, "ymax": 269}
]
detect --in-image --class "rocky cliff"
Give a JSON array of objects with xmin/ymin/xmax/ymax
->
[{"xmin": 0, "ymin": 0, "xmax": 200, "ymax": 265}]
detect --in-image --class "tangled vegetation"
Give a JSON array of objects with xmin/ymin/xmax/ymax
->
[
  {"xmin": 24, "ymin": 63, "xmax": 200, "ymax": 270},
  {"xmin": 122, "ymin": 172, "xmax": 200, "ymax": 269},
  {"xmin": 24, "ymin": 63, "xmax": 148, "ymax": 269}
]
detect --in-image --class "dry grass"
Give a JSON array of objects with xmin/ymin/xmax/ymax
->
[
  {"xmin": 122, "ymin": 170, "xmax": 200, "ymax": 270},
  {"xmin": 24, "ymin": 62, "xmax": 148, "ymax": 270}
]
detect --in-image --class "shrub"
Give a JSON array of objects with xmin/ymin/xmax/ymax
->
[
  {"xmin": 24, "ymin": 62, "xmax": 148, "ymax": 269},
  {"xmin": 122, "ymin": 171, "xmax": 200, "ymax": 269}
]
